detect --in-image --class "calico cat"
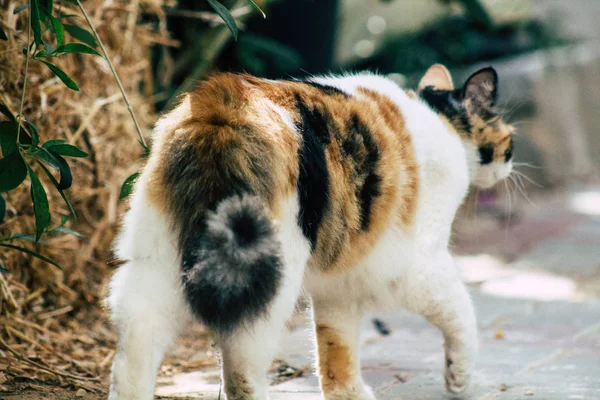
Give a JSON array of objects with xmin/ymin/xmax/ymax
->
[{"xmin": 107, "ymin": 64, "xmax": 514, "ymax": 400}]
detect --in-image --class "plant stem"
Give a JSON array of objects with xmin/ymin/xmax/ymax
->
[
  {"xmin": 16, "ymin": 7, "xmax": 32, "ymax": 144},
  {"xmin": 75, "ymin": 0, "xmax": 148, "ymax": 151}
]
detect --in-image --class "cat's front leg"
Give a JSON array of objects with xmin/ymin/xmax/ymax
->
[
  {"xmin": 312, "ymin": 300, "xmax": 376, "ymax": 400},
  {"xmin": 401, "ymin": 250, "xmax": 478, "ymax": 394}
]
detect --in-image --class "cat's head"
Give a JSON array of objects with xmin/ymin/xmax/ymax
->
[{"xmin": 417, "ymin": 64, "xmax": 514, "ymax": 189}]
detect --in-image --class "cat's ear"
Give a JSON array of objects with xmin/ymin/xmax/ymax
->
[
  {"xmin": 462, "ymin": 67, "xmax": 498, "ymax": 115},
  {"xmin": 418, "ymin": 64, "xmax": 454, "ymax": 91}
]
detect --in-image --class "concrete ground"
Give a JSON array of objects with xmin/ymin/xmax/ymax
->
[{"xmin": 156, "ymin": 185, "xmax": 600, "ymax": 400}]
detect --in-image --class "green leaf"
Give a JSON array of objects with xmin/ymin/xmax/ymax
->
[
  {"xmin": 43, "ymin": 0, "xmax": 54, "ymax": 15},
  {"xmin": 53, "ymin": 42, "xmax": 102, "ymax": 57},
  {"xmin": 0, "ymin": 233, "xmax": 41, "ymax": 243},
  {"xmin": 246, "ymin": 0, "xmax": 266, "ymax": 18},
  {"xmin": 58, "ymin": 214, "xmax": 69, "ymax": 227},
  {"xmin": 0, "ymin": 243, "xmax": 62, "ymax": 269},
  {"xmin": 0, "ymin": 103, "xmax": 16, "ymax": 121},
  {"xmin": 43, "ymin": 40, "xmax": 56, "ymax": 54},
  {"xmin": 30, "ymin": 0, "xmax": 43, "ymax": 46},
  {"xmin": 63, "ymin": 24, "xmax": 97, "ymax": 47},
  {"xmin": 36, "ymin": 161, "xmax": 76, "ymax": 218},
  {"xmin": 31, "ymin": 146, "xmax": 61, "ymax": 168},
  {"xmin": 42, "ymin": 139, "xmax": 66, "ymax": 148},
  {"xmin": 0, "ymin": 26, "xmax": 7, "ymax": 41},
  {"xmin": 0, "ymin": 195, "xmax": 5, "ymax": 223},
  {"xmin": 120, "ymin": 172, "xmax": 140, "ymax": 200},
  {"xmin": 46, "ymin": 143, "xmax": 88, "ymax": 158},
  {"xmin": 44, "ymin": 216, "xmax": 84, "ymax": 237},
  {"xmin": 0, "ymin": 151, "xmax": 27, "ymax": 192},
  {"xmin": 35, "ymin": 48, "xmax": 49, "ymax": 58},
  {"xmin": 13, "ymin": 4, "xmax": 29, "ymax": 14},
  {"xmin": 47, "ymin": 226, "xmax": 85, "ymax": 238},
  {"xmin": 0, "ymin": 121, "xmax": 18, "ymax": 156},
  {"xmin": 206, "ymin": 0, "xmax": 238, "ymax": 41},
  {"xmin": 26, "ymin": 164, "xmax": 51, "ymax": 241},
  {"xmin": 47, "ymin": 13, "xmax": 65, "ymax": 47},
  {"xmin": 53, "ymin": 154, "xmax": 72, "ymax": 189},
  {"xmin": 30, "ymin": 148, "xmax": 72, "ymax": 189},
  {"xmin": 22, "ymin": 119, "xmax": 40, "ymax": 147},
  {"xmin": 39, "ymin": 60, "xmax": 79, "ymax": 90}
]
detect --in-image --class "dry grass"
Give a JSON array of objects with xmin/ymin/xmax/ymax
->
[{"xmin": 0, "ymin": 0, "xmax": 179, "ymax": 393}]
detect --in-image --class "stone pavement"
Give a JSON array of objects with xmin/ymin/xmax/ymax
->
[{"xmin": 156, "ymin": 186, "xmax": 600, "ymax": 400}]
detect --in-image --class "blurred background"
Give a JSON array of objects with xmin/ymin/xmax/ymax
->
[{"xmin": 0, "ymin": 0, "xmax": 599, "ymax": 398}]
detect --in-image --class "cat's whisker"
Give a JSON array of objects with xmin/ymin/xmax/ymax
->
[
  {"xmin": 505, "ymin": 179, "xmax": 514, "ymax": 213},
  {"xmin": 510, "ymin": 172, "xmax": 536, "ymax": 207},
  {"xmin": 471, "ymin": 187, "xmax": 480, "ymax": 220},
  {"xmin": 512, "ymin": 162, "xmax": 542, "ymax": 169},
  {"xmin": 512, "ymin": 169, "xmax": 543, "ymax": 188},
  {"xmin": 510, "ymin": 119, "xmax": 535, "ymax": 127},
  {"xmin": 509, "ymin": 176, "xmax": 518, "ymax": 209},
  {"xmin": 501, "ymin": 100, "xmax": 526, "ymax": 121},
  {"xmin": 503, "ymin": 180, "xmax": 513, "ymax": 236}
]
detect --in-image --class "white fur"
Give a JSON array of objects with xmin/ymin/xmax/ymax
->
[
  {"xmin": 108, "ymin": 73, "xmax": 505, "ymax": 400},
  {"xmin": 107, "ymin": 173, "xmax": 192, "ymax": 400},
  {"xmin": 475, "ymin": 160, "xmax": 513, "ymax": 189}
]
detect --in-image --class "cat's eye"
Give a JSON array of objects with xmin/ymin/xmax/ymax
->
[{"xmin": 504, "ymin": 147, "xmax": 513, "ymax": 162}]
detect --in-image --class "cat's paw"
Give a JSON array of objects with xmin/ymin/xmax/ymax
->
[
  {"xmin": 325, "ymin": 384, "xmax": 376, "ymax": 400},
  {"xmin": 444, "ymin": 353, "xmax": 471, "ymax": 393}
]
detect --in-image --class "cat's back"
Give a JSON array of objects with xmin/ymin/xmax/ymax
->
[{"xmin": 144, "ymin": 72, "xmax": 420, "ymax": 272}]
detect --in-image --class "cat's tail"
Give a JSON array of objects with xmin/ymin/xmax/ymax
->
[{"xmin": 180, "ymin": 194, "xmax": 282, "ymax": 333}]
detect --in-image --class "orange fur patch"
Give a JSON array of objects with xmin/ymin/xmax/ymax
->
[
  {"xmin": 469, "ymin": 115, "xmax": 514, "ymax": 161},
  {"xmin": 316, "ymin": 324, "xmax": 355, "ymax": 393},
  {"xmin": 145, "ymin": 73, "xmax": 300, "ymax": 225}
]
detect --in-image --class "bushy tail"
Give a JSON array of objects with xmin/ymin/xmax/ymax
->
[{"xmin": 181, "ymin": 195, "xmax": 282, "ymax": 333}]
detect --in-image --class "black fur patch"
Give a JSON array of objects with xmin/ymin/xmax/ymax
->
[
  {"xmin": 478, "ymin": 143, "xmax": 495, "ymax": 165},
  {"xmin": 348, "ymin": 114, "xmax": 381, "ymax": 231},
  {"xmin": 302, "ymin": 80, "xmax": 349, "ymax": 97},
  {"xmin": 294, "ymin": 94, "xmax": 334, "ymax": 145},
  {"xmin": 419, "ymin": 87, "xmax": 471, "ymax": 133},
  {"xmin": 504, "ymin": 137, "xmax": 514, "ymax": 162},
  {"xmin": 295, "ymin": 94, "xmax": 331, "ymax": 250},
  {"xmin": 181, "ymin": 195, "xmax": 282, "ymax": 333},
  {"xmin": 163, "ymin": 141, "xmax": 254, "ymax": 250}
]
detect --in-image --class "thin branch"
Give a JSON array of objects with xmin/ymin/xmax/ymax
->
[
  {"xmin": 16, "ymin": 7, "xmax": 32, "ymax": 144},
  {"xmin": 75, "ymin": 0, "xmax": 148, "ymax": 151}
]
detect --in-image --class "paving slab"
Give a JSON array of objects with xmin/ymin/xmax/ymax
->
[{"xmin": 156, "ymin": 293, "xmax": 600, "ymax": 400}]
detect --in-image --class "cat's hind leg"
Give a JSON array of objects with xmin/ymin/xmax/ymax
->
[
  {"xmin": 107, "ymin": 193, "xmax": 191, "ymax": 400},
  {"xmin": 400, "ymin": 250, "xmax": 478, "ymax": 393},
  {"xmin": 312, "ymin": 301, "xmax": 375, "ymax": 400},
  {"xmin": 216, "ymin": 196, "xmax": 311, "ymax": 400}
]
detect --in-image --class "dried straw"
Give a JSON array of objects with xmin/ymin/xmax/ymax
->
[{"xmin": 0, "ymin": 0, "xmax": 179, "ymax": 393}]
